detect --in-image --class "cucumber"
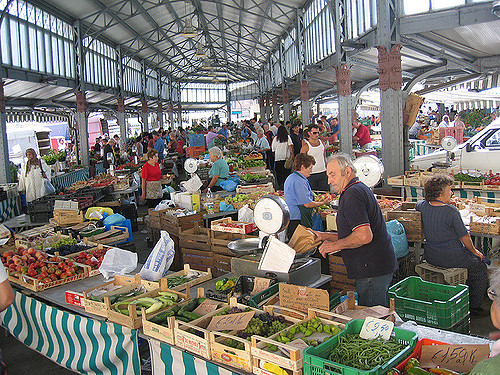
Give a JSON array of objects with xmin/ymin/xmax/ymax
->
[
  {"xmin": 180, "ymin": 299, "xmax": 199, "ymax": 313},
  {"xmin": 179, "ymin": 310, "xmax": 201, "ymax": 321},
  {"xmin": 407, "ymin": 368, "xmax": 433, "ymax": 375}
]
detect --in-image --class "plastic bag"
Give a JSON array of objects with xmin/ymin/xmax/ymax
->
[
  {"xmin": 99, "ymin": 247, "xmax": 138, "ymax": 279},
  {"xmin": 181, "ymin": 174, "xmax": 203, "ymax": 193},
  {"xmin": 311, "ymin": 210, "xmax": 324, "ymax": 231},
  {"xmin": 139, "ymin": 230, "xmax": 176, "ymax": 281},
  {"xmin": 103, "ymin": 213, "xmax": 126, "ymax": 226},
  {"xmin": 220, "ymin": 179, "xmax": 238, "ymax": 192},
  {"xmin": 386, "ymin": 219, "xmax": 408, "ymax": 258},
  {"xmin": 238, "ymin": 204, "xmax": 254, "ymax": 223},
  {"xmin": 41, "ymin": 179, "xmax": 56, "ymax": 196}
]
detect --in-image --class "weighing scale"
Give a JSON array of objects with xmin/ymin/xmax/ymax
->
[
  {"xmin": 184, "ymin": 157, "xmax": 199, "ymax": 178},
  {"xmin": 353, "ymin": 154, "xmax": 385, "ymax": 188},
  {"xmin": 229, "ymin": 195, "xmax": 322, "ymax": 285},
  {"xmin": 432, "ymin": 136, "xmax": 458, "ymax": 169}
]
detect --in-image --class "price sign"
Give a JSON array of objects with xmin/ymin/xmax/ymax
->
[
  {"xmin": 192, "ymin": 300, "xmax": 220, "ymax": 315},
  {"xmin": 359, "ymin": 317, "xmax": 394, "ymax": 340},
  {"xmin": 206, "ymin": 311, "xmax": 255, "ymax": 332},
  {"xmin": 420, "ymin": 344, "xmax": 490, "ymax": 372},
  {"xmin": 251, "ymin": 277, "xmax": 271, "ymax": 295}
]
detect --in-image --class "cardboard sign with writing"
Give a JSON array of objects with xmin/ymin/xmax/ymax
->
[
  {"xmin": 279, "ymin": 284, "xmax": 329, "ymax": 314},
  {"xmin": 251, "ymin": 277, "xmax": 272, "ymax": 295},
  {"xmin": 420, "ymin": 344, "xmax": 490, "ymax": 372},
  {"xmin": 192, "ymin": 300, "xmax": 220, "ymax": 315},
  {"xmin": 360, "ymin": 317, "xmax": 394, "ymax": 340},
  {"xmin": 207, "ymin": 311, "xmax": 255, "ymax": 332}
]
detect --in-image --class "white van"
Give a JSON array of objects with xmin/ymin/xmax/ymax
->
[{"xmin": 411, "ymin": 117, "xmax": 500, "ymax": 172}]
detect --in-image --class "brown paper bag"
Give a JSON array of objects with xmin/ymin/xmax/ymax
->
[{"xmin": 288, "ymin": 225, "xmax": 322, "ymax": 254}]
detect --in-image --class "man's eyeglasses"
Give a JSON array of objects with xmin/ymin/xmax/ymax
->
[
  {"xmin": 488, "ymin": 286, "xmax": 497, "ymax": 301},
  {"xmin": 311, "ymin": 131, "xmax": 319, "ymax": 134}
]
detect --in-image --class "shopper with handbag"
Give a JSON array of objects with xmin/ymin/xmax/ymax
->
[
  {"xmin": 18, "ymin": 148, "xmax": 52, "ymax": 203},
  {"xmin": 140, "ymin": 149, "xmax": 165, "ymax": 208},
  {"xmin": 272, "ymin": 125, "xmax": 293, "ymax": 189}
]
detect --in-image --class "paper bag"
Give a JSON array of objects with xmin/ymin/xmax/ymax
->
[{"xmin": 288, "ymin": 225, "xmax": 322, "ymax": 254}]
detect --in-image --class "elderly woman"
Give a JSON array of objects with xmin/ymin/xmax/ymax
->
[
  {"xmin": 18, "ymin": 148, "xmax": 52, "ymax": 203},
  {"xmin": 140, "ymin": 149, "xmax": 164, "ymax": 208},
  {"xmin": 416, "ymin": 174, "xmax": 489, "ymax": 316},
  {"xmin": 284, "ymin": 153, "xmax": 331, "ymax": 239},
  {"xmin": 202, "ymin": 147, "xmax": 229, "ymax": 193},
  {"xmin": 471, "ymin": 268, "xmax": 500, "ymax": 373}
]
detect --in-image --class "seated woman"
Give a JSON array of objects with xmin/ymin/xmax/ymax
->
[
  {"xmin": 202, "ymin": 147, "xmax": 229, "ymax": 193},
  {"xmin": 283, "ymin": 153, "xmax": 331, "ymax": 240},
  {"xmin": 417, "ymin": 175, "xmax": 489, "ymax": 316}
]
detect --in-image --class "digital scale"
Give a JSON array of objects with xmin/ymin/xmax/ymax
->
[{"xmin": 228, "ymin": 195, "xmax": 322, "ymax": 285}]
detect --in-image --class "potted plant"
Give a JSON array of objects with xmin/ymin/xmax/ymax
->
[{"xmin": 56, "ymin": 150, "xmax": 67, "ymax": 171}]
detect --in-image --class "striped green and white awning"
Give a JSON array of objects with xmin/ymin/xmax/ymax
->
[{"xmin": 0, "ymin": 291, "xmax": 140, "ymax": 375}]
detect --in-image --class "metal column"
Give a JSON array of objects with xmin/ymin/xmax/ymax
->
[
  {"xmin": 226, "ymin": 85, "xmax": 231, "ymax": 124},
  {"xmin": 259, "ymin": 97, "xmax": 265, "ymax": 122},
  {"xmin": 158, "ymin": 102, "xmax": 164, "ymax": 129},
  {"xmin": 301, "ymin": 81, "xmax": 311, "ymax": 128},
  {"xmin": 75, "ymin": 92, "xmax": 89, "ymax": 166},
  {"xmin": 283, "ymin": 88, "xmax": 291, "ymax": 124},
  {"xmin": 141, "ymin": 100, "xmax": 149, "ymax": 131},
  {"xmin": 377, "ymin": 0, "xmax": 404, "ymax": 180},
  {"xmin": 272, "ymin": 93, "xmax": 279, "ymax": 123},
  {"xmin": 117, "ymin": 97, "xmax": 126, "ymax": 149},
  {"xmin": 178, "ymin": 104, "xmax": 182, "ymax": 129},
  {"xmin": 0, "ymin": 82, "xmax": 10, "ymax": 183},
  {"xmin": 168, "ymin": 103, "xmax": 174, "ymax": 129}
]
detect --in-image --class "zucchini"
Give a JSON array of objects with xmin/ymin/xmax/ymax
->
[
  {"xmin": 407, "ymin": 368, "xmax": 433, "ymax": 375},
  {"xmin": 179, "ymin": 310, "xmax": 201, "ymax": 321},
  {"xmin": 180, "ymin": 298, "xmax": 199, "ymax": 313}
]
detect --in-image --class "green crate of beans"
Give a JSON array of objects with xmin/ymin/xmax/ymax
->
[
  {"xmin": 388, "ymin": 276, "xmax": 469, "ymax": 329},
  {"xmin": 304, "ymin": 319, "xmax": 417, "ymax": 375}
]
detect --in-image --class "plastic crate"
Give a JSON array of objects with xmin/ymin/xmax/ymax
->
[
  {"xmin": 415, "ymin": 262, "xmax": 467, "ymax": 286},
  {"xmin": 395, "ymin": 338, "xmax": 448, "ymax": 373},
  {"xmin": 388, "ymin": 276, "xmax": 469, "ymax": 329},
  {"xmin": 188, "ymin": 133, "xmax": 205, "ymax": 147},
  {"xmin": 186, "ymin": 146, "xmax": 206, "ymax": 159},
  {"xmin": 450, "ymin": 313, "xmax": 470, "ymax": 334},
  {"xmin": 304, "ymin": 319, "xmax": 417, "ymax": 375}
]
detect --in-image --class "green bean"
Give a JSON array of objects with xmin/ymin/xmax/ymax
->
[{"xmin": 328, "ymin": 334, "xmax": 406, "ymax": 371}]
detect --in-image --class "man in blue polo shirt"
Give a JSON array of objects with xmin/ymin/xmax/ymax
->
[
  {"xmin": 314, "ymin": 154, "xmax": 398, "ymax": 307},
  {"xmin": 152, "ymin": 131, "xmax": 165, "ymax": 162}
]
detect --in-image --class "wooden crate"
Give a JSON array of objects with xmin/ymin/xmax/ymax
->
[
  {"xmin": 181, "ymin": 248, "xmax": 213, "ymax": 272},
  {"xmin": 386, "ymin": 203, "xmax": 423, "ymax": 242},
  {"xmin": 161, "ymin": 211, "xmax": 204, "ymax": 236},
  {"xmin": 7, "ymin": 254, "xmax": 91, "ymax": 292},
  {"xmin": 330, "ymin": 293, "xmax": 396, "ymax": 323},
  {"xmin": 236, "ymin": 182, "xmax": 275, "ymax": 194},
  {"xmin": 164, "ymin": 264, "xmax": 212, "ymax": 291},
  {"xmin": 65, "ymin": 244, "xmax": 111, "ymax": 277},
  {"xmin": 53, "ymin": 210, "xmax": 84, "ymax": 226},
  {"xmin": 251, "ymin": 308, "xmax": 345, "ymax": 375},
  {"xmin": 462, "ymin": 181, "xmax": 483, "ymax": 189},
  {"xmin": 328, "ymin": 254, "xmax": 356, "ymax": 293},
  {"xmin": 87, "ymin": 225, "xmax": 129, "ymax": 245},
  {"xmin": 179, "ymin": 225, "xmax": 211, "ymax": 252},
  {"xmin": 106, "ymin": 283, "xmax": 189, "ymax": 330},
  {"xmin": 82, "ymin": 275, "xmax": 158, "ymax": 317},
  {"xmin": 387, "ymin": 175, "xmax": 405, "ymax": 186},
  {"xmin": 469, "ymin": 216, "xmax": 500, "ymax": 235},
  {"xmin": 148, "ymin": 208, "xmax": 167, "ymax": 230},
  {"xmin": 211, "ymin": 217, "xmax": 258, "ymax": 234}
]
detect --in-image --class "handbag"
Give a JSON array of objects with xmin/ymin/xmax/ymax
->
[
  {"xmin": 284, "ymin": 149, "xmax": 294, "ymax": 170},
  {"xmin": 145, "ymin": 180, "xmax": 163, "ymax": 199}
]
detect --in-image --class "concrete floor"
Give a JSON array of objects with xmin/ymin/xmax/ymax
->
[{"xmin": 0, "ymin": 203, "xmax": 496, "ymax": 374}]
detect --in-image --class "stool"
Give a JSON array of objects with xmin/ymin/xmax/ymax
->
[{"xmin": 415, "ymin": 262, "xmax": 467, "ymax": 286}]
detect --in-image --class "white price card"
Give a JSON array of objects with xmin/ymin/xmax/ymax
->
[{"xmin": 359, "ymin": 317, "xmax": 394, "ymax": 340}]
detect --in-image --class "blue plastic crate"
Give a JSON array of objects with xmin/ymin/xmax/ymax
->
[{"xmin": 188, "ymin": 133, "xmax": 205, "ymax": 147}]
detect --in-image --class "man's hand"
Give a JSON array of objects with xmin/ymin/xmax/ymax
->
[
  {"xmin": 473, "ymin": 248, "xmax": 485, "ymax": 261},
  {"xmin": 319, "ymin": 241, "xmax": 342, "ymax": 257},
  {"xmin": 140, "ymin": 193, "xmax": 146, "ymax": 201}
]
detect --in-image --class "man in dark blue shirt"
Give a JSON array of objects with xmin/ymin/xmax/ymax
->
[
  {"xmin": 314, "ymin": 154, "xmax": 398, "ymax": 306},
  {"xmin": 152, "ymin": 130, "xmax": 165, "ymax": 162}
]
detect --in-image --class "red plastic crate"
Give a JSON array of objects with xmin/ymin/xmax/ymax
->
[
  {"xmin": 186, "ymin": 146, "xmax": 206, "ymax": 158},
  {"xmin": 395, "ymin": 338, "xmax": 449, "ymax": 373}
]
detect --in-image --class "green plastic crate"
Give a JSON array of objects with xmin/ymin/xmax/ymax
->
[
  {"xmin": 248, "ymin": 282, "xmax": 279, "ymax": 308},
  {"xmin": 303, "ymin": 319, "xmax": 417, "ymax": 375},
  {"xmin": 387, "ymin": 276, "xmax": 469, "ymax": 329}
]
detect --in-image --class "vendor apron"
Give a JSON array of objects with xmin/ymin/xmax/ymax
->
[
  {"xmin": 298, "ymin": 205, "xmax": 314, "ymax": 228},
  {"xmin": 146, "ymin": 180, "xmax": 163, "ymax": 199}
]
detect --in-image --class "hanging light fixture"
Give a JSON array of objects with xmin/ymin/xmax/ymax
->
[
  {"xmin": 212, "ymin": 76, "xmax": 220, "ymax": 83},
  {"xmin": 208, "ymin": 68, "xmax": 216, "ymax": 77},
  {"xmin": 195, "ymin": 43, "xmax": 207, "ymax": 58},
  {"xmin": 181, "ymin": 1, "xmax": 198, "ymax": 38},
  {"xmin": 202, "ymin": 59, "xmax": 212, "ymax": 70}
]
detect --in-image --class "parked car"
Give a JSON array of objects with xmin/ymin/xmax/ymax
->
[{"xmin": 411, "ymin": 117, "xmax": 500, "ymax": 172}]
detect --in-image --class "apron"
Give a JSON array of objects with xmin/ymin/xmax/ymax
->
[
  {"xmin": 145, "ymin": 180, "xmax": 163, "ymax": 199},
  {"xmin": 298, "ymin": 204, "xmax": 314, "ymax": 228}
]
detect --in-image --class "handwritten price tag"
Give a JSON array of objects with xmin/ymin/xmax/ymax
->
[
  {"xmin": 420, "ymin": 344, "xmax": 490, "ymax": 372},
  {"xmin": 206, "ymin": 311, "xmax": 255, "ymax": 332},
  {"xmin": 251, "ymin": 277, "xmax": 271, "ymax": 295},
  {"xmin": 359, "ymin": 317, "xmax": 394, "ymax": 340},
  {"xmin": 192, "ymin": 300, "xmax": 220, "ymax": 315}
]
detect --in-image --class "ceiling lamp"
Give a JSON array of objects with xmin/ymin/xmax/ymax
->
[
  {"xmin": 212, "ymin": 76, "xmax": 220, "ymax": 83},
  {"xmin": 202, "ymin": 59, "xmax": 212, "ymax": 70},
  {"xmin": 208, "ymin": 69, "xmax": 216, "ymax": 77},
  {"xmin": 195, "ymin": 44, "xmax": 207, "ymax": 59},
  {"xmin": 181, "ymin": 19, "xmax": 198, "ymax": 38}
]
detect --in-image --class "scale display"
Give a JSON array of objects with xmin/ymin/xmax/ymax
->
[{"xmin": 253, "ymin": 195, "xmax": 290, "ymax": 235}]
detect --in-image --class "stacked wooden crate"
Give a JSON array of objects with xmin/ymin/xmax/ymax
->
[{"xmin": 179, "ymin": 225, "xmax": 213, "ymax": 272}]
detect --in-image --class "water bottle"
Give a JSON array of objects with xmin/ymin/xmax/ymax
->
[{"xmin": 206, "ymin": 188, "xmax": 214, "ymax": 214}]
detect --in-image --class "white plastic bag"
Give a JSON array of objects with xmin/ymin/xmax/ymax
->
[
  {"xmin": 41, "ymin": 179, "xmax": 56, "ymax": 196},
  {"xmin": 139, "ymin": 230, "xmax": 175, "ymax": 281},
  {"xmin": 99, "ymin": 247, "xmax": 138, "ymax": 279},
  {"xmin": 238, "ymin": 204, "xmax": 254, "ymax": 223}
]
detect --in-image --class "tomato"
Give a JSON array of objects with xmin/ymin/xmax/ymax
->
[
  {"xmin": 27, "ymin": 269, "xmax": 37, "ymax": 277},
  {"xmin": 39, "ymin": 271, "xmax": 48, "ymax": 279}
]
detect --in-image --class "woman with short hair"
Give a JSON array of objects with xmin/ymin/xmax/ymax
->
[
  {"xmin": 202, "ymin": 147, "xmax": 229, "ymax": 193},
  {"xmin": 140, "ymin": 149, "xmax": 163, "ymax": 208},
  {"xmin": 284, "ymin": 153, "xmax": 331, "ymax": 239},
  {"xmin": 416, "ymin": 174, "xmax": 489, "ymax": 316}
]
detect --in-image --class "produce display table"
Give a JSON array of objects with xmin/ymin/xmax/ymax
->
[
  {"xmin": 51, "ymin": 168, "xmax": 90, "ymax": 190},
  {"xmin": 403, "ymin": 186, "xmax": 500, "ymax": 202}
]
